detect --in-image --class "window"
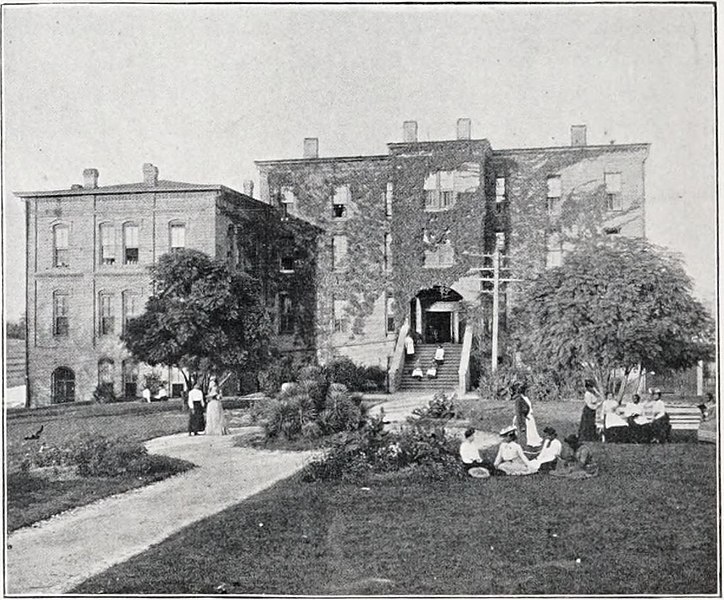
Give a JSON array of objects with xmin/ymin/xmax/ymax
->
[
  {"xmin": 604, "ymin": 226, "xmax": 621, "ymax": 236},
  {"xmin": 546, "ymin": 176, "xmax": 562, "ymax": 216},
  {"xmin": 122, "ymin": 223, "xmax": 139, "ymax": 265},
  {"xmin": 333, "ymin": 298, "xmax": 348, "ymax": 333},
  {"xmin": 495, "ymin": 232, "xmax": 506, "ymax": 252},
  {"xmin": 332, "ymin": 185, "xmax": 350, "ymax": 219},
  {"xmin": 51, "ymin": 367, "xmax": 75, "ymax": 404},
  {"xmin": 122, "ymin": 360, "xmax": 139, "ymax": 398},
  {"xmin": 98, "ymin": 358, "xmax": 114, "ymax": 385},
  {"xmin": 424, "ymin": 171, "xmax": 457, "ymax": 211},
  {"xmin": 278, "ymin": 292, "xmax": 294, "ymax": 334},
  {"xmin": 386, "ymin": 294, "xmax": 396, "ymax": 334},
  {"xmin": 169, "ymin": 222, "xmax": 186, "ymax": 253},
  {"xmin": 605, "ymin": 172, "xmax": 623, "ymax": 211},
  {"xmin": 278, "ymin": 187, "xmax": 296, "ymax": 208},
  {"xmin": 53, "ymin": 292, "xmax": 69, "ymax": 336},
  {"xmin": 546, "ymin": 232, "xmax": 563, "ymax": 268},
  {"xmin": 123, "ymin": 291, "xmax": 141, "ymax": 333},
  {"xmin": 384, "ymin": 233, "xmax": 392, "ymax": 271},
  {"xmin": 226, "ymin": 225, "xmax": 236, "ymax": 264},
  {"xmin": 385, "ymin": 182, "xmax": 393, "ymax": 217},
  {"xmin": 99, "ymin": 293, "xmax": 114, "ymax": 335},
  {"xmin": 332, "ymin": 235, "xmax": 348, "ymax": 271},
  {"xmin": 53, "ymin": 224, "xmax": 69, "ymax": 267},
  {"xmin": 100, "ymin": 224, "xmax": 116, "ymax": 265},
  {"xmin": 495, "ymin": 177, "xmax": 506, "ymax": 213},
  {"xmin": 423, "ymin": 230, "xmax": 454, "ymax": 268},
  {"xmin": 280, "ymin": 255, "xmax": 295, "ymax": 273}
]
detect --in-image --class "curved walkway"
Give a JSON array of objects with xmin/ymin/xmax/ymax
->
[{"xmin": 6, "ymin": 430, "xmax": 315, "ymax": 595}]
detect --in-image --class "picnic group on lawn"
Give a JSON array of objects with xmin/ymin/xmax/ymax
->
[{"xmin": 460, "ymin": 379, "xmax": 680, "ymax": 479}]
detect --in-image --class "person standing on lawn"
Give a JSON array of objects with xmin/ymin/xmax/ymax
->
[
  {"xmin": 187, "ymin": 383, "xmax": 206, "ymax": 436},
  {"xmin": 204, "ymin": 377, "xmax": 229, "ymax": 436},
  {"xmin": 512, "ymin": 382, "xmax": 542, "ymax": 449},
  {"xmin": 494, "ymin": 426, "xmax": 534, "ymax": 475},
  {"xmin": 579, "ymin": 380, "xmax": 603, "ymax": 441}
]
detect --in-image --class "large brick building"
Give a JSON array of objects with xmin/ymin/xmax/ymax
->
[
  {"xmin": 256, "ymin": 121, "xmax": 649, "ymax": 391},
  {"xmin": 17, "ymin": 164, "xmax": 320, "ymax": 406}
]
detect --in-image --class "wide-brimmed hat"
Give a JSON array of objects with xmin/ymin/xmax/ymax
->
[
  {"xmin": 543, "ymin": 426, "xmax": 557, "ymax": 436},
  {"xmin": 499, "ymin": 425, "xmax": 517, "ymax": 437}
]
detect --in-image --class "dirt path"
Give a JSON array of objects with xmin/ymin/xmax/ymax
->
[{"xmin": 6, "ymin": 429, "xmax": 315, "ymax": 595}]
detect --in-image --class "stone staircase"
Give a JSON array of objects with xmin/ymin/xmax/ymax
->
[{"xmin": 399, "ymin": 343, "xmax": 462, "ymax": 391}]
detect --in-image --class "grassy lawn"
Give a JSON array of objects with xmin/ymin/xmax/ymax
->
[
  {"xmin": 73, "ymin": 440, "xmax": 717, "ymax": 595},
  {"xmin": 6, "ymin": 402, "xmax": 191, "ymax": 531}
]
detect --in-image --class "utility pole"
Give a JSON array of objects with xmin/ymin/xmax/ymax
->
[{"xmin": 491, "ymin": 244, "xmax": 500, "ymax": 374}]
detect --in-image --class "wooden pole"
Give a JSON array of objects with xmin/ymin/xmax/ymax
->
[{"xmin": 492, "ymin": 245, "xmax": 500, "ymax": 374}]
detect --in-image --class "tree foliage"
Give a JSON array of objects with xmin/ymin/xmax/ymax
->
[
  {"xmin": 512, "ymin": 237, "xmax": 714, "ymax": 392},
  {"xmin": 122, "ymin": 250, "xmax": 272, "ymax": 388}
]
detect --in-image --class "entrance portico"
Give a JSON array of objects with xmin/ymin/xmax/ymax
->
[{"xmin": 410, "ymin": 286, "xmax": 464, "ymax": 344}]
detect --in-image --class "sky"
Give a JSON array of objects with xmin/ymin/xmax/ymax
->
[{"xmin": 2, "ymin": 4, "xmax": 717, "ymax": 320}]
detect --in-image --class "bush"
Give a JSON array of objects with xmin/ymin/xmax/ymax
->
[
  {"xmin": 411, "ymin": 391, "xmax": 456, "ymax": 420},
  {"xmin": 325, "ymin": 357, "xmax": 386, "ymax": 392},
  {"xmin": 93, "ymin": 383, "xmax": 117, "ymax": 404},
  {"xmin": 318, "ymin": 383, "xmax": 365, "ymax": 434},
  {"xmin": 263, "ymin": 384, "xmax": 318, "ymax": 440},
  {"xmin": 24, "ymin": 436, "xmax": 193, "ymax": 479},
  {"xmin": 257, "ymin": 355, "xmax": 301, "ymax": 396},
  {"xmin": 478, "ymin": 365, "xmax": 563, "ymax": 403},
  {"xmin": 301, "ymin": 418, "xmax": 466, "ymax": 483}
]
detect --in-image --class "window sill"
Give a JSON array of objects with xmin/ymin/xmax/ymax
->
[{"xmin": 423, "ymin": 207, "xmax": 455, "ymax": 213}]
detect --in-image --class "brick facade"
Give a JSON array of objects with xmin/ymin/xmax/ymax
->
[{"xmin": 18, "ymin": 167, "xmax": 319, "ymax": 406}]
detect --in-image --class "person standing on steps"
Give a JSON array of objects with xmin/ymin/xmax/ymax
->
[{"xmin": 405, "ymin": 332, "xmax": 416, "ymax": 361}]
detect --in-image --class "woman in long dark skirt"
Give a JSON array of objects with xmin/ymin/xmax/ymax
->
[
  {"xmin": 578, "ymin": 380, "xmax": 602, "ymax": 441},
  {"xmin": 187, "ymin": 383, "xmax": 206, "ymax": 435}
]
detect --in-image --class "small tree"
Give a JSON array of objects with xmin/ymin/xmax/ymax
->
[
  {"xmin": 122, "ymin": 250, "xmax": 273, "ymax": 391},
  {"xmin": 513, "ymin": 237, "xmax": 714, "ymax": 395}
]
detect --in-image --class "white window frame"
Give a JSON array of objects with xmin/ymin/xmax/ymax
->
[
  {"xmin": 332, "ymin": 184, "xmax": 350, "ymax": 219},
  {"xmin": 604, "ymin": 172, "xmax": 623, "ymax": 211},
  {"xmin": 99, "ymin": 223, "xmax": 116, "ymax": 265},
  {"xmin": 53, "ymin": 291, "xmax": 69, "ymax": 336},
  {"xmin": 332, "ymin": 235, "xmax": 348, "ymax": 271},
  {"xmin": 53, "ymin": 224, "xmax": 70, "ymax": 268},
  {"xmin": 169, "ymin": 222, "xmax": 186, "ymax": 252}
]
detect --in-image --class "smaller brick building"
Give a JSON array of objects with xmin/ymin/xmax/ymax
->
[{"xmin": 17, "ymin": 165, "xmax": 320, "ymax": 406}]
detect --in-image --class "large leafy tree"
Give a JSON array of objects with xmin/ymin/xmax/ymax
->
[
  {"xmin": 122, "ymin": 249, "xmax": 273, "ymax": 390},
  {"xmin": 512, "ymin": 237, "xmax": 714, "ymax": 394}
]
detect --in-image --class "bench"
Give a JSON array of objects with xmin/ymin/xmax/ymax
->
[{"xmin": 667, "ymin": 405, "xmax": 703, "ymax": 442}]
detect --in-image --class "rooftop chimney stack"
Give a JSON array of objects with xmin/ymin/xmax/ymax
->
[
  {"xmin": 456, "ymin": 118, "xmax": 472, "ymax": 140},
  {"xmin": 303, "ymin": 138, "xmax": 319, "ymax": 159},
  {"xmin": 403, "ymin": 120, "xmax": 418, "ymax": 143},
  {"xmin": 243, "ymin": 180, "xmax": 255, "ymax": 197},
  {"xmin": 571, "ymin": 125, "xmax": 587, "ymax": 147},
  {"xmin": 82, "ymin": 168, "xmax": 99, "ymax": 189},
  {"xmin": 143, "ymin": 163, "xmax": 159, "ymax": 186}
]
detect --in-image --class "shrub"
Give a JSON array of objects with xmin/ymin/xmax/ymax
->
[
  {"xmin": 325, "ymin": 357, "xmax": 386, "ymax": 392},
  {"xmin": 301, "ymin": 418, "xmax": 466, "ymax": 482},
  {"xmin": 263, "ymin": 385, "xmax": 318, "ymax": 440},
  {"xmin": 478, "ymin": 364, "xmax": 564, "ymax": 403},
  {"xmin": 411, "ymin": 391, "xmax": 456, "ymax": 420},
  {"xmin": 25, "ymin": 436, "xmax": 193, "ymax": 479},
  {"xmin": 92, "ymin": 383, "xmax": 117, "ymax": 404},
  {"xmin": 318, "ymin": 383, "xmax": 364, "ymax": 434},
  {"xmin": 257, "ymin": 355, "xmax": 300, "ymax": 396},
  {"xmin": 143, "ymin": 373, "xmax": 165, "ymax": 396}
]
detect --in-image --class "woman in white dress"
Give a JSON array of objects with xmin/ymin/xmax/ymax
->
[
  {"xmin": 494, "ymin": 426, "xmax": 534, "ymax": 475},
  {"xmin": 204, "ymin": 377, "xmax": 228, "ymax": 436}
]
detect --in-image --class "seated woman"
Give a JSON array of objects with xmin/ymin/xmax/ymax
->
[
  {"xmin": 529, "ymin": 426, "xmax": 562, "ymax": 473},
  {"xmin": 602, "ymin": 394, "xmax": 629, "ymax": 443},
  {"xmin": 459, "ymin": 427, "xmax": 491, "ymax": 478},
  {"xmin": 434, "ymin": 344, "xmax": 445, "ymax": 365},
  {"xmin": 494, "ymin": 426, "xmax": 534, "ymax": 476},
  {"xmin": 426, "ymin": 360, "xmax": 438, "ymax": 379},
  {"xmin": 411, "ymin": 360, "xmax": 424, "ymax": 380},
  {"xmin": 551, "ymin": 434, "xmax": 598, "ymax": 478}
]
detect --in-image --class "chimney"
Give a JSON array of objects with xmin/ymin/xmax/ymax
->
[
  {"xmin": 82, "ymin": 168, "xmax": 99, "ymax": 189},
  {"xmin": 242, "ymin": 180, "xmax": 255, "ymax": 197},
  {"xmin": 571, "ymin": 125, "xmax": 587, "ymax": 147},
  {"xmin": 403, "ymin": 120, "xmax": 418, "ymax": 143},
  {"xmin": 456, "ymin": 118, "xmax": 472, "ymax": 140},
  {"xmin": 303, "ymin": 138, "xmax": 319, "ymax": 159},
  {"xmin": 143, "ymin": 163, "xmax": 159, "ymax": 186}
]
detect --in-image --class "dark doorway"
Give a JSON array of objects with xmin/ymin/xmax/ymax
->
[
  {"xmin": 425, "ymin": 312, "xmax": 452, "ymax": 343},
  {"xmin": 52, "ymin": 367, "xmax": 75, "ymax": 404}
]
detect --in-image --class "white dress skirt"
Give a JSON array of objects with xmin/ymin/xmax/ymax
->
[
  {"xmin": 513, "ymin": 395, "xmax": 543, "ymax": 447},
  {"xmin": 204, "ymin": 398, "xmax": 229, "ymax": 435}
]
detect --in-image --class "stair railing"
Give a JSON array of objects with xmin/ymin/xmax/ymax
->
[
  {"xmin": 388, "ymin": 320, "xmax": 410, "ymax": 393},
  {"xmin": 457, "ymin": 325, "xmax": 474, "ymax": 397}
]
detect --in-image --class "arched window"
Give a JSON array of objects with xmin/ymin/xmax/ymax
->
[
  {"xmin": 169, "ymin": 221, "xmax": 186, "ymax": 253},
  {"xmin": 122, "ymin": 359, "xmax": 139, "ymax": 398},
  {"xmin": 53, "ymin": 224, "xmax": 69, "ymax": 267},
  {"xmin": 52, "ymin": 367, "xmax": 75, "ymax": 404},
  {"xmin": 123, "ymin": 222, "xmax": 139, "ymax": 265},
  {"xmin": 98, "ymin": 358, "xmax": 115, "ymax": 385}
]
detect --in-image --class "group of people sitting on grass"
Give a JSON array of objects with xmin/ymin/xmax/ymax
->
[
  {"xmin": 459, "ymin": 381, "xmax": 599, "ymax": 479},
  {"xmin": 410, "ymin": 344, "xmax": 446, "ymax": 380},
  {"xmin": 581, "ymin": 380, "xmax": 671, "ymax": 444}
]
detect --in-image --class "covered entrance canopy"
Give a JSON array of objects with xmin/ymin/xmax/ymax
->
[{"xmin": 410, "ymin": 286, "xmax": 464, "ymax": 344}]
